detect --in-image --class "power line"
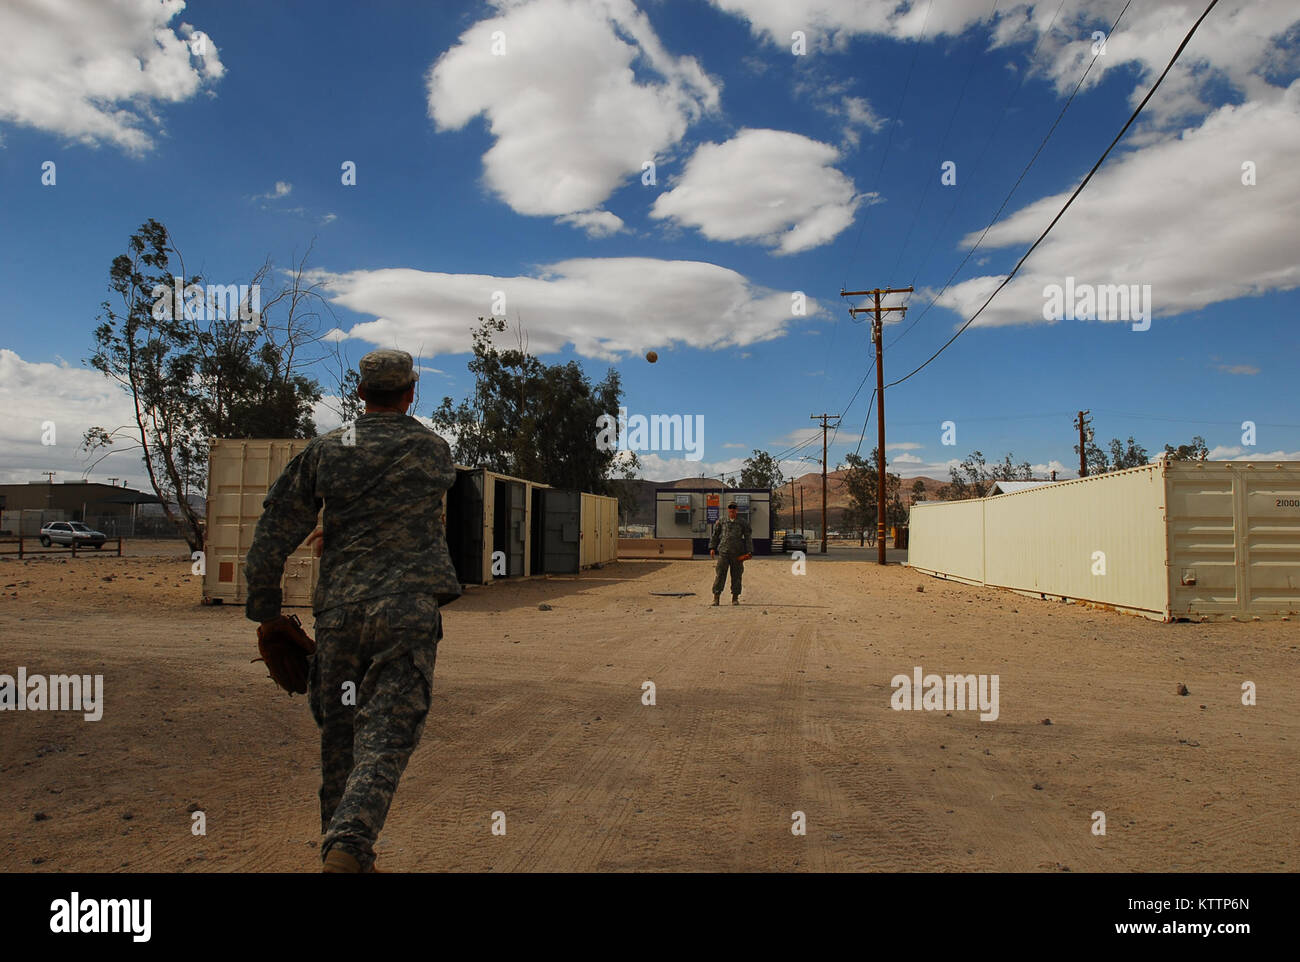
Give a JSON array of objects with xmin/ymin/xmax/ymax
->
[
  {"xmin": 853, "ymin": 389, "xmax": 878, "ymax": 458},
  {"xmin": 884, "ymin": 0, "xmax": 1220, "ymax": 391},
  {"xmin": 770, "ymin": 431, "xmax": 824, "ymax": 463},
  {"xmin": 1091, "ymin": 411, "xmax": 1300, "ymax": 429},
  {"xmin": 843, "ymin": 0, "xmax": 933, "ymax": 287},
  {"xmin": 827, "ymin": 357, "xmax": 876, "ymax": 451},
  {"xmin": 886, "ymin": 0, "xmax": 1001, "ymax": 285},
  {"xmin": 889, "ymin": 0, "xmax": 1131, "ymax": 353},
  {"xmin": 903, "ymin": 0, "xmax": 1068, "ymax": 296}
]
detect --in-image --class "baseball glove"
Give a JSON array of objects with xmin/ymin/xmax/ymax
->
[{"xmin": 253, "ymin": 614, "xmax": 316, "ymax": 695}]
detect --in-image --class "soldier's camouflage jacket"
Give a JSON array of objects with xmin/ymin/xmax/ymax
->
[
  {"xmin": 709, "ymin": 517, "xmax": 754, "ymax": 558},
  {"xmin": 244, "ymin": 413, "xmax": 462, "ymax": 622}
]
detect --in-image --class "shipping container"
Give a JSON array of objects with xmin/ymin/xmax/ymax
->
[
  {"xmin": 908, "ymin": 459, "xmax": 1300, "ymax": 621},
  {"xmin": 203, "ymin": 438, "xmax": 314, "ymax": 606},
  {"xmin": 204, "ymin": 440, "xmax": 616, "ymax": 605},
  {"xmin": 580, "ymin": 492, "xmax": 618, "ymax": 568},
  {"xmin": 527, "ymin": 489, "xmax": 618, "ymax": 573}
]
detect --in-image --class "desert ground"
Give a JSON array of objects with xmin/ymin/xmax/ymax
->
[{"xmin": 1, "ymin": 540, "xmax": 1296, "ymax": 872}]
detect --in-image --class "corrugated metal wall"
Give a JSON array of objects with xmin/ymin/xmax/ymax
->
[
  {"xmin": 908, "ymin": 497, "xmax": 985, "ymax": 585},
  {"xmin": 984, "ymin": 464, "xmax": 1167, "ymax": 615},
  {"xmin": 1167, "ymin": 461, "xmax": 1300, "ymax": 618},
  {"xmin": 907, "ymin": 460, "xmax": 1300, "ymax": 621}
]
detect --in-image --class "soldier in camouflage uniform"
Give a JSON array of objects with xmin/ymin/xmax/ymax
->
[
  {"xmin": 244, "ymin": 349, "xmax": 461, "ymax": 873},
  {"xmin": 709, "ymin": 501, "xmax": 753, "ymax": 606}
]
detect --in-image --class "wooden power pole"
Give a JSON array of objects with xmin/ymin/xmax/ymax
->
[
  {"xmin": 841, "ymin": 286, "xmax": 912, "ymax": 565},
  {"xmin": 1075, "ymin": 410, "xmax": 1091, "ymax": 478},
  {"xmin": 810, "ymin": 413, "xmax": 840, "ymax": 554}
]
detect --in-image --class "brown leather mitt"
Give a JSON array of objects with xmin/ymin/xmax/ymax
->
[{"xmin": 254, "ymin": 614, "xmax": 316, "ymax": 695}]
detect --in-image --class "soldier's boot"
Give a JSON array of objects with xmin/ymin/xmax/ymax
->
[
  {"xmin": 712, "ymin": 593, "xmax": 720, "ymax": 606},
  {"xmin": 732, "ymin": 594, "xmax": 740, "ymax": 605},
  {"xmin": 322, "ymin": 848, "xmax": 363, "ymax": 873}
]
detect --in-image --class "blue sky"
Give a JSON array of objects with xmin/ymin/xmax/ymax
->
[{"xmin": 1, "ymin": 0, "xmax": 1297, "ymax": 491}]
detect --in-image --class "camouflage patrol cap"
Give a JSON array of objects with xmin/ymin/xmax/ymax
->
[{"xmin": 358, "ymin": 349, "xmax": 419, "ymax": 391}]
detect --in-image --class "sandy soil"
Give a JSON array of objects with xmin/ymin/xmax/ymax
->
[{"xmin": 1, "ymin": 543, "xmax": 1296, "ymax": 872}]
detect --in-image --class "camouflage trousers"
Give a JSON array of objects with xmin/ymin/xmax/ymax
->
[
  {"xmin": 308, "ymin": 594, "xmax": 442, "ymax": 870},
  {"xmin": 712, "ymin": 554, "xmax": 744, "ymax": 597}
]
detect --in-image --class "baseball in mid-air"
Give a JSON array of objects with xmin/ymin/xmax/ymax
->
[{"xmin": 646, "ymin": 350, "xmax": 658, "ymax": 363}]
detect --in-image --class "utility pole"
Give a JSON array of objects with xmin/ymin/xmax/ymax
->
[
  {"xmin": 799, "ymin": 485, "xmax": 804, "ymax": 533},
  {"xmin": 810, "ymin": 414, "xmax": 840, "ymax": 553},
  {"xmin": 787, "ymin": 476, "xmax": 795, "ymax": 531},
  {"xmin": 842, "ymin": 286, "xmax": 912, "ymax": 565},
  {"xmin": 1075, "ymin": 410, "xmax": 1091, "ymax": 477}
]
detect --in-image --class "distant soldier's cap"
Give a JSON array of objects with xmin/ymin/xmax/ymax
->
[
  {"xmin": 727, "ymin": 502, "xmax": 738, "ymax": 508},
  {"xmin": 359, "ymin": 349, "xmax": 418, "ymax": 391}
]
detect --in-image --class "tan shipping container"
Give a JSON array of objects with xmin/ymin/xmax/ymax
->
[
  {"xmin": 204, "ymin": 439, "xmax": 615, "ymax": 606},
  {"xmin": 203, "ymin": 438, "xmax": 314, "ymax": 607},
  {"xmin": 908, "ymin": 459, "xmax": 1300, "ymax": 621},
  {"xmin": 580, "ymin": 492, "xmax": 618, "ymax": 568}
]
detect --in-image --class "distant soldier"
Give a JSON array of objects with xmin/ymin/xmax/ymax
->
[
  {"xmin": 244, "ymin": 349, "xmax": 461, "ymax": 873},
  {"xmin": 709, "ymin": 501, "xmax": 753, "ymax": 606}
]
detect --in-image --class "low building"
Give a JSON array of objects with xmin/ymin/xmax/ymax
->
[
  {"xmin": 654, "ymin": 486, "xmax": 773, "ymax": 555},
  {"xmin": 0, "ymin": 480, "xmax": 160, "ymax": 536}
]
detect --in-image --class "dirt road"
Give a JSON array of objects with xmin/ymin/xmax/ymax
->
[{"xmin": 2, "ymin": 547, "xmax": 1296, "ymax": 871}]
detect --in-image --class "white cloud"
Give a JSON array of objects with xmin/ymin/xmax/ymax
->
[
  {"xmin": 721, "ymin": 442, "xmax": 747, "ymax": 449},
  {"xmin": 1216, "ymin": 363, "xmax": 1260, "ymax": 375},
  {"xmin": 886, "ymin": 441, "xmax": 923, "ymax": 451},
  {"xmin": 650, "ymin": 129, "xmax": 862, "ymax": 254},
  {"xmin": 0, "ymin": 350, "xmax": 150, "ymax": 488},
  {"xmin": 309, "ymin": 257, "xmax": 818, "ymax": 362},
  {"xmin": 632, "ymin": 453, "xmax": 746, "ymax": 483},
  {"xmin": 255, "ymin": 180, "xmax": 292, "ymax": 200},
  {"xmin": 426, "ymin": 0, "xmax": 720, "ymax": 221},
  {"xmin": 0, "ymin": 0, "xmax": 224, "ymax": 153},
  {"xmin": 1207, "ymin": 445, "xmax": 1244, "ymax": 458},
  {"xmin": 1209, "ymin": 446, "xmax": 1300, "ymax": 461},
  {"xmin": 557, "ymin": 210, "xmax": 625, "ymax": 237},
  {"xmin": 932, "ymin": 82, "xmax": 1300, "ymax": 326},
  {"xmin": 321, "ymin": 213, "xmax": 338, "ymax": 225},
  {"xmin": 769, "ymin": 428, "xmax": 823, "ymax": 449},
  {"xmin": 713, "ymin": 1, "xmax": 1300, "ymax": 130}
]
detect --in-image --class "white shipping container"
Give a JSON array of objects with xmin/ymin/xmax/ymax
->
[{"xmin": 908, "ymin": 460, "xmax": 1300, "ymax": 621}]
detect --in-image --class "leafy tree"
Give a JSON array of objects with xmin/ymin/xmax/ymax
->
[
  {"xmin": 1073, "ymin": 424, "xmax": 1109, "ymax": 476},
  {"xmin": 1107, "ymin": 436, "xmax": 1149, "ymax": 470},
  {"xmin": 431, "ymin": 317, "xmax": 637, "ymax": 493},
  {"xmin": 910, "ymin": 478, "xmax": 927, "ymax": 503},
  {"xmin": 945, "ymin": 450, "xmax": 1032, "ymax": 499},
  {"xmin": 841, "ymin": 448, "xmax": 901, "ymax": 544},
  {"xmin": 1163, "ymin": 435, "xmax": 1209, "ymax": 461},
  {"xmin": 84, "ymin": 219, "xmax": 322, "ymax": 551},
  {"xmin": 739, "ymin": 450, "xmax": 784, "ymax": 514}
]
